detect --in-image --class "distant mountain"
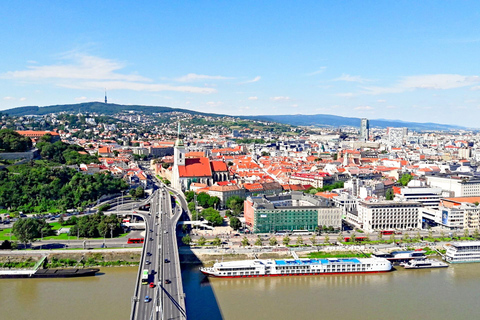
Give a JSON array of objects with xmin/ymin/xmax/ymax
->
[
  {"xmin": 242, "ymin": 114, "xmax": 468, "ymax": 131},
  {"xmin": 2, "ymin": 102, "xmax": 221, "ymax": 117},
  {"xmin": 2, "ymin": 102, "xmax": 468, "ymax": 131}
]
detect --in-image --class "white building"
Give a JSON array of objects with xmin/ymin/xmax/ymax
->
[
  {"xmin": 426, "ymin": 176, "xmax": 480, "ymax": 197},
  {"xmin": 356, "ymin": 200, "xmax": 422, "ymax": 233},
  {"xmin": 395, "ymin": 186, "xmax": 442, "ymax": 208}
]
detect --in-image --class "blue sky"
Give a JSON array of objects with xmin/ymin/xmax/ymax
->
[{"xmin": 1, "ymin": 1, "xmax": 479, "ymax": 127}]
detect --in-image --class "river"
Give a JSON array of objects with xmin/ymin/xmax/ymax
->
[{"xmin": 2, "ymin": 262, "xmax": 480, "ymax": 319}]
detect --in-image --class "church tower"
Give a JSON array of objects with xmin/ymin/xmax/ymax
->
[{"xmin": 172, "ymin": 122, "xmax": 185, "ymax": 190}]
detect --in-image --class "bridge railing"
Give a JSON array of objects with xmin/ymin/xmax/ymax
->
[{"xmin": 129, "ymin": 215, "xmax": 149, "ymax": 320}]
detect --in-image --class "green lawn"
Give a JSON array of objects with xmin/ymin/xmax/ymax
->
[{"xmin": 0, "ymin": 228, "xmax": 17, "ymax": 241}]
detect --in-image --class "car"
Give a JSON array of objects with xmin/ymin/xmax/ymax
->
[
  {"xmin": 150, "ymin": 229, "xmax": 153, "ymax": 232},
  {"xmin": 144, "ymin": 295, "xmax": 150, "ymax": 303},
  {"xmin": 164, "ymin": 279, "xmax": 171, "ymax": 284},
  {"xmin": 164, "ymin": 259, "xmax": 170, "ymax": 263},
  {"xmin": 146, "ymin": 252, "xmax": 152, "ymax": 256},
  {"xmin": 164, "ymin": 230, "xmax": 168, "ymax": 234},
  {"xmin": 145, "ymin": 260, "xmax": 151, "ymax": 265},
  {"xmin": 149, "ymin": 282, "xmax": 155, "ymax": 288}
]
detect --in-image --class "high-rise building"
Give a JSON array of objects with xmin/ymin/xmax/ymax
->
[
  {"xmin": 387, "ymin": 127, "xmax": 407, "ymax": 147},
  {"xmin": 360, "ymin": 118, "xmax": 369, "ymax": 141}
]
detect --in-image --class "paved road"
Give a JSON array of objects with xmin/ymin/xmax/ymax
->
[{"xmin": 133, "ymin": 186, "xmax": 186, "ymax": 320}]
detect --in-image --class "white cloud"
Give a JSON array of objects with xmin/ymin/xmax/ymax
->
[
  {"xmin": 248, "ymin": 96, "xmax": 258, "ymax": 100},
  {"xmin": 175, "ymin": 73, "xmax": 233, "ymax": 82},
  {"xmin": 2, "ymin": 53, "xmax": 215, "ymax": 94},
  {"xmin": 307, "ymin": 67, "xmax": 327, "ymax": 76},
  {"xmin": 3, "ymin": 96, "xmax": 14, "ymax": 100},
  {"xmin": 270, "ymin": 96, "xmax": 290, "ymax": 101},
  {"xmin": 242, "ymin": 76, "xmax": 261, "ymax": 83},
  {"xmin": 335, "ymin": 92, "xmax": 355, "ymax": 98},
  {"xmin": 334, "ymin": 74, "xmax": 372, "ymax": 83},
  {"xmin": 362, "ymin": 74, "xmax": 480, "ymax": 95},
  {"xmin": 354, "ymin": 106, "xmax": 374, "ymax": 111},
  {"xmin": 2, "ymin": 53, "xmax": 149, "ymax": 82},
  {"xmin": 59, "ymin": 81, "xmax": 217, "ymax": 94},
  {"xmin": 19, "ymin": 97, "xmax": 26, "ymax": 101},
  {"xmin": 75, "ymin": 96, "xmax": 88, "ymax": 101}
]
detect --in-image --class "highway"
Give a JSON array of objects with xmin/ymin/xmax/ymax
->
[{"xmin": 132, "ymin": 186, "xmax": 186, "ymax": 320}]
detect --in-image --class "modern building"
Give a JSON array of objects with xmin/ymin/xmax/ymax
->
[
  {"xmin": 387, "ymin": 127, "xmax": 408, "ymax": 148},
  {"xmin": 395, "ymin": 186, "xmax": 443, "ymax": 208},
  {"xmin": 244, "ymin": 192, "xmax": 341, "ymax": 233},
  {"xmin": 360, "ymin": 118, "xmax": 369, "ymax": 142},
  {"xmin": 426, "ymin": 175, "xmax": 480, "ymax": 197},
  {"xmin": 354, "ymin": 200, "xmax": 422, "ymax": 233}
]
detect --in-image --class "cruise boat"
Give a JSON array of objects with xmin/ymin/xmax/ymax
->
[
  {"xmin": 200, "ymin": 257, "xmax": 392, "ymax": 278},
  {"xmin": 373, "ymin": 250, "xmax": 425, "ymax": 264},
  {"xmin": 402, "ymin": 258, "xmax": 448, "ymax": 269},
  {"xmin": 444, "ymin": 241, "xmax": 480, "ymax": 263}
]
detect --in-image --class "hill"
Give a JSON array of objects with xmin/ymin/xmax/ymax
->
[
  {"xmin": 2, "ymin": 102, "xmax": 468, "ymax": 130},
  {"xmin": 242, "ymin": 114, "xmax": 467, "ymax": 131},
  {"xmin": 2, "ymin": 102, "xmax": 221, "ymax": 117}
]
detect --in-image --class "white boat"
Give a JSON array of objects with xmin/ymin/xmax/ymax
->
[
  {"xmin": 200, "ymin": 257, "xmax": 392, "ymax": 278},
  {"xmin": 444, "ymin": 241, "xmax": 480, "ymax": 263},
  {"xmin": 403, "ymin": 258, "xmax": 448, "ymax": 269}
]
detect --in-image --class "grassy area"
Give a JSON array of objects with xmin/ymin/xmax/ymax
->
[
  {"xmin": 0, "ymin": 228, "xmax": 17, "ymax": 241},
  {"xmin": 306, "ymin": 251, "xmax": 371, "ymax": 259}
]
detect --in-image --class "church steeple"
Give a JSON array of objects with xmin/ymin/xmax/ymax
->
[{"xmin": 175, "ymin": 122, "xmax": 184, "ymax": 147}]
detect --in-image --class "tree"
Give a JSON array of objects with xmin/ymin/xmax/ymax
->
[
  {"xmin": 212, "ymin": 236, "xmax": 222, "ymax": 247},
  {"xmin": 182, "ymin": 235, "xmax": 191, "ymax": 246},
  {"xmin": 296, "ymin": 236, "xmax": 304, "ymax": 246},
  {"xmin": 254, "ymin": 236, "xmax": 263, "ymax": 246},
  {"xmin": 324, "ymin": 234, "xmax": 330, "ymax": 244},
  {"xmin": 197, "ymin": 236, "xmax": 206, "ymax": 246},
  {"xmin": 464, "ymin": 229, "xmax": 469, "ymax": 238},
  {"xmin": 226, "ymin": 196, "xmax": 245, "ymax": 215},
  {"xmin": 378, "ymin": 232, "xmax": 383, "ymax": 240},
  {"xmin": 162, "ymin": 162, "xmax": 170, "ymax": 169},
  {"xmin": 196, "ymin": 192, "xmax": 210, "ymax": 208},
  {"xmin": 282, "ymin": 235, "xmax": 290, "ymax": 246},
  {"xmin": 385, "ymin": 188, "xmax": 394, "ymax": 200},
  {"xmin": 428, "ymin": 228, "xmax": 433, "ymax": 239},
  {"xmin": 350, "ymin": 231, "xmax": 356, "ymax": 243},
  {"xmin": 473, "ymin": 229, "xmax": 479, "ymax": 239},
  {"xmin": 12, "ymin": 218, "xmax": 40, "ymax": 247},
  {"xmin": 135, "ymin": 186, "xmax": 145, "ymax": 199},
  {"xmin": 241, "ymin": 236, "xmax": 250, "ymax": 247},
  {"xmin": 129, "ymin": 188, "xmax": 136, "ymax": 198},
  {"xmin": 207, "ymin": 196, "xmax": 220, "ymax": 208},
  {"xmin": 229, "ymin": 216, "xmax": 242, "ymax": 230},
  {"xmin": 402, "ymin": 233, "xmax": 410, "ymax": 243},
  {"xmin": 269, "ymin": 237, "xmax": 277, "ymax": 246},
  {"xmin": 337, "ymin": 233, "xmax": 343, "ymax": 244},
  {"xmin": 399, "ymin": 174, "xmax": 413, "ymax": 186},
  {"xmin": 201, "ymin": 207, "xmax": 223, "ymax": 226},
  {"xmin": 188, "ymin": 202, "xmax": 196, "ymax": 213},
  {"xmin": 310, "ymin": 234, "xmax": 317, "ymax": 246},
  {"xmin": 184, "ymin": 191, "xmax": 195, "ymax": 203}
]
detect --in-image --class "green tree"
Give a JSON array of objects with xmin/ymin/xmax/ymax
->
[
  {"xmin": 196, "ymin": 192, "xmax": 210, "ymax": 208},
  {"xmin": 473, "ymin": 229, "xmax": 479, "ymax": 239},
  {"xmin": 385, "ymin": 188, "xmax": 394, "ymax": 200},
  {"xmin": 402, "ymin": 233, "xmax": 410, "ymax": 243},
  {"xmin": 428, "ymin": 228, "xmax": 433, "ymax": 239},
  {"xmin": 229, "ymin": 216, "xmax": 242, "ymax": 230},
  {"xmin": 337, "ymin": 233, "xmax": 343, "ymax": 243},
  {"xmin": 182, "ymin": 235, "xmax": 192, "ymax": 246},
  {"xmin": 0, "ymin": 129, "xmax": 33, "ymax": 152},
  {"xmin": 12, "ymin": 218, "xmax": 39, "ymax": 246},
  {"xmin": 241, "ymin": 236, "xmax": 250, "ymax": 247},
  {"xmin": 254, "ymin": 236, "xmax": 263, "ymax": 246},
  {"xmin": 226, "ymin": 195, "xmax": 245, "ymax": 215},
  {"xmin": 201, "ymin": 207, "xmax": 223, "ymax": 226},
  {"xmin": 212, "ymin": 236, "xmax": 222, "ymax": 247},
  {"xmin": 282, "ymin": 235, "xmax": 291, "ymax": 246},
  {"xmin": 350, "ymin": 231, "xmax": 356, "ymax": 243},
  {"xmin": 296, "ymin": 236, "xmax": 304, "ymax": 246},
  {"xmin": 207, "ymin": 196, "xmax": 220, "ymax": 208},
  {"xmin": 197, "ymin": 236, "xmax": 206, "ymax": 246},
  {"xmin": 378, "ymin": 232, "xmax": 383, "ymax": 240},
  {"xmin": 310, "ymin": 234, "xmax": 317, "ymax": 246},
  {"xmin": 269, "ymin": 237, "xmax": 277, "ymax": 246},
  {"xmin": 188, "ymin": 202, "xmax": 196, "ymax": 213},
  {"xmin": 324, "ymin": 234, "xmax": 330, "ymax": 244},
  {"xmin": 399, "ymin": 174, "xmax": 413, "ymax": 186},
  {"xmin": 464, "ymin": 229, "xmax": 469, "ymax": 238},
  {"xmin": 184, "ymin": 191, "xmax": 195, "ymax": 202},
  {"xmin": 135, "ymin": 186, "xmax": 145, "ymax": 199}
]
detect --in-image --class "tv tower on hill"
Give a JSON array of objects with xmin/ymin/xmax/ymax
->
[{"xmin": 104, "ymin": 89, "xmax": 107, "ymax": 104}]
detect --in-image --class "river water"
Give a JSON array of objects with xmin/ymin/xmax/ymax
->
[{"xmin": 2, "ymin": 262, "xmax": 480, "ymax": 320}]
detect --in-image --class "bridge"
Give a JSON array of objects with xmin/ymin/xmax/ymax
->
[{"xmin": 130, "ymin": 185, "xmax": 188, "ymax": 320}]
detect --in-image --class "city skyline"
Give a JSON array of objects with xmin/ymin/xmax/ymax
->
[{"xmin": 1, "ymin": 1, "xmax": 480, "ymax": 127}]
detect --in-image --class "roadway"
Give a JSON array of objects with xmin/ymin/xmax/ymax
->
[{"xmin": 132, "ymin": 186, "xmax": 186, "ymax": 320}]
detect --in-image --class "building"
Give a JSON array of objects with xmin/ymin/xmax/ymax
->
[
  {"xmin": 387, "ymin": 127, "xmax": 408, "ymax": 148},
  {"xmin": 16, "ymin": 130, "xmax": 60, "ymax": 142},
  {"xmin": 208, "ymin": 185, "xmax": 246, "ymax": 209},
  {"xmin": 354, "ymin": 200, "xmax": 422, "ymax": 233},
  {"xmin": 395, "ymin": 186, "xmax": 443, "ymax": 208},
  {"xmin": 360, "ymin": 118, "xmax": 369, "ymax": 142},
  {"xmin": 244, "ymin": 192, "xmax": 341, "ymax": 233},
  {"xmin": 421, "ymin": 197, "xmax": 480, "ymax": 230},
  {"xmin": 426, "ymin": 175, "xmax": 480, "ymax": 197}
]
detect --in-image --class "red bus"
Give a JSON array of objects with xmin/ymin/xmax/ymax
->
[
  {"xmin": 344, "ymin": 236, "xmax": 367, "ymax": 242},
  {"xmin": 380, "ymin": 230, "xmax": 395, "ymax": 235},
  {"xmin": 127, "ymin": 238, "xmax": 144, "ymax": 244}
]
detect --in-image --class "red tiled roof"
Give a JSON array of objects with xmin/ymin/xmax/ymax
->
[
  {"xmin": 210, "ymin": 161, "xmax": 228, "ymax": 172},
  {"xmin": 178, "ymin": 157, "xmax": 212, "ymax": 178}
]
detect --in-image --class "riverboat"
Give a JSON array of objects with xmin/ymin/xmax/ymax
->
[
  {"xmin": 444, "ymin": 241, "xmax": 480, "ymax": 263},
  {"xmin": 0, "ymin": 268, "xmax": 100, "ymax": 279},
  {"xmin": 402, "ymin": 259, "xmax": 448, "ymax": 269},
  {"xmin": 373, "ymin": 250, "xmax": 425, "ymax": 264},
  {"xmin": 200, "ymin": 257, "xmax": 392, "ymax": 278}
]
